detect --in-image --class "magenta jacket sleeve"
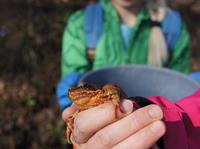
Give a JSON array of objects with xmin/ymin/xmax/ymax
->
[{"xmin": 148, "ymin": 89, "xmax": 200, "ymax": 149}]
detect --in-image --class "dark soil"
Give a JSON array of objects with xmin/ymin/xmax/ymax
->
[{"xmin": 0, "ymin": 0, "xmax": 200, "ymax": 149}]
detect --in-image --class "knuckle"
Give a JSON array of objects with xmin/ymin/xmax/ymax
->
[
  {"xmin": 130, "ymin": 111, "xmax": 144, "ymax": 128},
  {"xmin": 95, "ymin": 131, "xmax": 112, "ymax": 148},
  {"xmin": 74, "ymin": 114, "xmax": 88, "ymax": 136}
]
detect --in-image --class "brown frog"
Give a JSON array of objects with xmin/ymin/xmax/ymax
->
[{"xmin": 66, "ymin": 84, "xmax": 127, "ymax": 144}]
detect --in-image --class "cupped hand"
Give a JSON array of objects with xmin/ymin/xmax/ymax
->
[{"xmin": 62, "ymin": 100, "xmax": 166, "ymax": 149}]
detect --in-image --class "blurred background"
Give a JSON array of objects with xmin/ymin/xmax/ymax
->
[{"xmin": 0, "ymin": 0, "xmax": 200, "ymax": 148}]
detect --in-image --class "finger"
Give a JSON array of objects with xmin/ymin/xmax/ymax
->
[
  {"xmin": 85, "ymin": 105, "xmax": 163, "ymax": 149},
  {"xmin": 73, "ymin": 100, "xmax": 133, "ymax": 146},
  {"xmin": 62, "ymin": 104, "xmax": 78, "ymax": 122},
  {"xmin": 73, "ymin": 103, "xmax": 117, "ymax": 144},
  {"xmin": 117, "ymin": 99, "xmax": 135, "ymax": 119},
  {"xmin": 152, "ymin": 144, "xmax": 161, "ymax": 149},
  {"xmin": 73, "ymin": 100, "xmax": 134, "ymax": 145},
  {"xmin": 111, "ymin": 121, "xmax": 166, "ymax": 149}
]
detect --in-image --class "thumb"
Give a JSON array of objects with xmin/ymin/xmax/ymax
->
[
  {"xmin": 117, "ymin": 99, "xmax": 134, "ymax": 119},
  {"xmin": 62, "ymin": 103, "xmax": 78, "ymax": 122}
]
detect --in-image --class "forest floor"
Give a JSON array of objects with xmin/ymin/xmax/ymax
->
[{"xmin": 0, "ymin": 1, "xmax": 200, "ymax": 149}]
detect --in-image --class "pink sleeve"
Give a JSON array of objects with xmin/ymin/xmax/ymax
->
[
  {"xmin": 148, "ymin": 89, "xmax": 200, "ymax": 149},
  {"xmin": 175, "ymin": 89, "xmax": 200, "ymax": 126}
]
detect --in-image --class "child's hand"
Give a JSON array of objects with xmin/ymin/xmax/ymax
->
[{"xmin": 62, "ymin": 100, "xmax": 165, "ymax": 149}]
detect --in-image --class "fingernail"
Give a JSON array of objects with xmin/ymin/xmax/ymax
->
[
  {"xmin": 148, "ymin": 105, "xmax": 162, "ymax": 119},
  {"xmin": 120, "ymin": 100, "xmax": 133, "ymax": 114},
  {"xmin": 151, "ymin": 121, "xmax": 163, "ymax": 133}
]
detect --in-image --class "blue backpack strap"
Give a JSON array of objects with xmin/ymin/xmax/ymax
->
[
  {"xmin": 190, "ymin": 72, "xmax": 200, "ymax": 82},
  {"xmin": 56, "ymin": 72, "xmax": 81, "ymax": 110},
  {"xmin": 162, "ymin": 9, "xmax": 182, "ymax": 50},
  {"xmin": 84, "ymin": 2, "xmax": 104, "ymax": 49}
]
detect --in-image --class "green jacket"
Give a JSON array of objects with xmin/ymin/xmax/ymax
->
[{"xmin": 61, "ymin": 0, "xmax": 191, "ymax": 78}]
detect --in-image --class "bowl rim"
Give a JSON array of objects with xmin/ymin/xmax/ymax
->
[{"xmin": 80, "ymin": 64, "xmax": 200, "ymax": 87}]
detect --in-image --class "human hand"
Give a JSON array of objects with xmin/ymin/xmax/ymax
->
[{"xmin": 62, "ymin": 100, "xmax": 166, "ymax": 149}]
